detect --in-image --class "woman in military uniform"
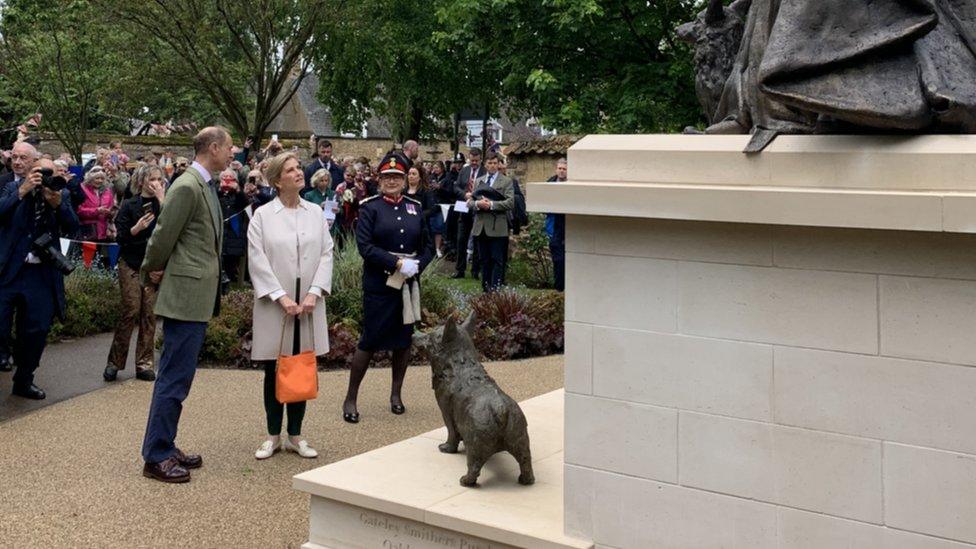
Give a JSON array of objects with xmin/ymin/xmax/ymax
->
[{"xmin": 342, "ymin": 154, "xmax": 435, "ymax": 423}]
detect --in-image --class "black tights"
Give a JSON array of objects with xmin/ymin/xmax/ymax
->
[
  {"xmin": 343, "ymin": 347, "xmax": 410, "ymax": 414},
  {"xmin": 262, "ymin": 361, "xmax": 307, "ymax": 436}
]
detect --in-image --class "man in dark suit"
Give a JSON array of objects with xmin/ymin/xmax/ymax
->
[
  {"xmin": 451, "ymin": 148, "xmax": 483, "ymax": 279},
  {"xmin": 0, "ymin": 156, "xmax": 79, "ymax": 399},
  {"xmin": 466, "ymin": 153, "xmax": 514, "ymax": 292},
  {"xmin": 0, "ymin": 142, "xmax": 45, "ymax": 374},
  {"xmin": 140, "ymin": 127, "xmax": 230, "ymax": 484},
  {"xmin": 303, "ymin": 137, "xmax": 344, "ymax": 193}
]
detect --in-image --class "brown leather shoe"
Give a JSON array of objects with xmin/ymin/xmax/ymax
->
[
  {"xmin": 143, "ymin": 456, "xmax": 190, "ymax": 483},
  {"xmin": 174, "ymin": 448, "xmax": 202, "ymax": 469}
]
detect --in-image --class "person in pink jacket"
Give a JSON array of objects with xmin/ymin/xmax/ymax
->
[{"xmin": 77, "ymin": 166, "xmax": 116, "ymax": 241}]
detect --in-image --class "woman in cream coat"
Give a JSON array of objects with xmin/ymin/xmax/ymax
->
[{"xmin": 248, "ymin": 152, "xmax": 334, "ymax": 460}]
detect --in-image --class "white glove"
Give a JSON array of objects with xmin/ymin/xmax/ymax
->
[{"xmin": 399, "ymin": 259, "xmax": 419, "ymax": 278}]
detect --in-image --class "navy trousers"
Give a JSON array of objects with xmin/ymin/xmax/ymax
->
[
  {"xmin": 0, "ymin": 264, "xmax": 56, "ymax": 389},
  {"xmin": 141, "ymin": 317, "xmax": 208, "ymax": 464},
  {"xmin": 477, "ymin": 235, "xmax": 509, "ymax": 292}
]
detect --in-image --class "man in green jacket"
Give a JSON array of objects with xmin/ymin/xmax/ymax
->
[
  {"xmin": 140, "ymin": 126, "xmax": 231, "ymax": 484},
  {"xmin": 466, "ymin": 153, "xmax": 514, "ymax": 292}
]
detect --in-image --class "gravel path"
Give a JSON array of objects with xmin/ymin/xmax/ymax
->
[{"xmin": 0, "ymin": 356, "xmax": 564, "ymax": 548}]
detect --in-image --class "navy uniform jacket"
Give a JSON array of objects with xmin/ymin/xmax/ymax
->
[
  {"xmin": 355, "ymin": 194, "xmax": 435, "ymax": 293},
  {"xmin": 0, "ymin": 180, "xmax": 80, "ymax": 319}
]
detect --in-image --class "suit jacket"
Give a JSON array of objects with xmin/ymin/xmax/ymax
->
[
  {"xmin": 303, "ymin": 158, "xmax": 345, "ymax": 192},
  {"xmin": 451, "ymin": 164, "xmax": 483, "ymax": 202},
  {"xmin": 0, "ymin": 180, "xmax": 79, "ymax": 319},
  {"xmin": 141, "ymin": 166, "xmax": 223, "ymax": 322},
  {"xmin": 467, "ymin": 173, "xmax": 514, "ymax": 238}
]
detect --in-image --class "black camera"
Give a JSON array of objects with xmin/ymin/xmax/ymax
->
[
  {"xmin": 31, "ymin": 233, "xmax": 75, "ymax": 275},
  {"xmin": 37, "ymin": 168, "xmax": 67, "ymax": 192}
]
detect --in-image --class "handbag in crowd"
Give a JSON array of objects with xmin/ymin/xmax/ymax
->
[{"xmin": 275, "ymin": 313, "xmax": 319, "ymax": 404}]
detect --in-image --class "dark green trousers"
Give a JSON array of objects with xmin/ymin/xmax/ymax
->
[{"xmin": 261, "ymin": 361, "xmax": 307, "ymax": 436}]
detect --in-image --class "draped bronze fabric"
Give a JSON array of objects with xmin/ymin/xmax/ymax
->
[{"xmin": 714, "ymin": 0, "xmax": 976, "ymax": 133}]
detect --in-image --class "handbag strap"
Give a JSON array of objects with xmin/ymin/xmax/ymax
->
[{"xmin": 277, "ymin": 310, "xmax": 317, "ymax": 356}]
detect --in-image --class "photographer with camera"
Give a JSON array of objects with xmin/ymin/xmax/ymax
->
[{"xmin": 0, "ymin": 157, "xmax": 79, "ymax": 399}]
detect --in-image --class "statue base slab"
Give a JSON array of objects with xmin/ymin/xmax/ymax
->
[{"xmin": 293, "ymin": 389, "xmax": 591, "ymax": 549}]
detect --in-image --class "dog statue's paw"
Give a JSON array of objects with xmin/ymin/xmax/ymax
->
[
  {"xmin": 518, "ymin": 472, "xmax": 536, "ymax": 486},
  {"xmin": 459, "ymin": 474, "xmax": 479, "ymax": 487},
  {"xmin": 438, "ymin": 442, "xmax": 459, "ymax": 454}
]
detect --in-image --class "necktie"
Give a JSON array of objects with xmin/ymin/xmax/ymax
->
[{"xmin": 467, "ymin": 168, "xmax": 478, "ymax": 193}]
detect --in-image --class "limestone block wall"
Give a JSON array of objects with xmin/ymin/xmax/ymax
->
[{"xmin": 563, "ymin": 215, "xmax": 976, "ymax": 549}]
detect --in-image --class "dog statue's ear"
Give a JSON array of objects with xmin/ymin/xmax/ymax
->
[
  {"xmin": 461, "ymin": 310, "xmax": 477, "ymax": 337},
  {"xmin": 443, "ymin": 317, "xmax": 459, "ymax": 343}
]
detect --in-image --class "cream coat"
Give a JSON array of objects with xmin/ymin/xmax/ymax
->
[{"xmin": 247, "ymin": 198, "xmax": 334, "ymax": 360}]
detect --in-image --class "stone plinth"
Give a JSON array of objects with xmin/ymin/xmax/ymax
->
[
  {"xmin": 529, "ymin": 135, "xmax": 976, "ymax": 549},
  {"xmin": 293, "ymin": 390, "xmax": 592, "ymax": 549}
]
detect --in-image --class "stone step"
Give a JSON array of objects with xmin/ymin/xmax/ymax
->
[{"xmin": 293, "ymin": 389, "xmax": 592, "ymax": 549}]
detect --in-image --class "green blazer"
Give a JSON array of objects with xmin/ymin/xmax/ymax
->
[
  {"xmin": 141, "ymin": 166, "xmax": 223, "ymax": 322},
  {"xmin": 467, "ymin": 173, "xmax": 515, "ymax": 238}
]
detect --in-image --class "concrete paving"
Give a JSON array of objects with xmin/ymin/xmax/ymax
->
[
  {"xmin": 0, "ymin": 354, "xmax": 564, "ymax": 548},
  {"xmin": 0, "ymin": 333, "xmax": 148, "ymax": 422}
]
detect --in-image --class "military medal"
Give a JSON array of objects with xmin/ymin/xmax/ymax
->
[{"xmin": 406, "ymin": 203, "xmax": 418, "ymax": 215}]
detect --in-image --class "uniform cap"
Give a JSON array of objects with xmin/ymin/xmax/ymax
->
[{"xmin": 378, "ymin": 153, "xmax": 408, "ymax": 175}]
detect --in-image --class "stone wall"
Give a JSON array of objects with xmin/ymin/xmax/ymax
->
[
  {"xmin": 562, "ymin": 215, "xmax": 976, "ymax": 548},
  {"xmin": 506, "ymin": 152, "xmax": 562, "ymax": 185}
]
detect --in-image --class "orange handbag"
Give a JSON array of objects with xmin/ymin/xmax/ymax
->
[{"xmin": 275, "ymin": 314, "xmax": 319, "ymax": 404}]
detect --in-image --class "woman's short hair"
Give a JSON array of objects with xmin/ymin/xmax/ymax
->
[
  {"xmin": 263, "ymin": 151, "xmax": 300, "ymax": 190},
  {"xmin": 84, "ymin": 166, "xmax": 106, "ymax": 185},
  {"xmin": 311, "ymin": 168, "xmax": 331, "ymax": 189},
  {"xmin": 130, "ymin": 164, "xmax": 164, "ymax": 195}
]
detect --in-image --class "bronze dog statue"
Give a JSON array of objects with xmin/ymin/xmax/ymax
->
[{"xmin": 414, "ymin": 312, "xmax": 534, "ymax": 487}]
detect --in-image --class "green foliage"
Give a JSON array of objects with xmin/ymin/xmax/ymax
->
[
  {"xmin": 508, "ymin": 213, "xmax": 555, "ymax": 289},
  {"xmin": 0, "ymin": 0, "xmax": 127, "ymax": 161},
  {"xmin": 202, "ymin": 290, "xmax": 254, "ymax": 366},
  {"xmin": 49, "ymin": 267, "xmax": 121, "ymax": 341},
  {"xmin": 433, "ymin": 0, "xmax": 705, "ymax": 134},
  {"xmin": 326, "ymin": 242, "xmax": 366, "ymax": 325},
  {"xmin": 312, "ymin": 0, "xmax": 464, "ymax": 141}
]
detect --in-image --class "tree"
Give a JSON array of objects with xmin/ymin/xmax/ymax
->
[
  {"xmin": 312, "ymin": 0, "xmax": 469, "ymax": 142},
  {"xmin": 106, "ymin": 0, "xmax": 332, "ymax": 144},
  {"xmin": 0, "ymin": 0, "xmax": 129, "ymax": 161},
  {"xmin": 434, "ymin": 0, "xmax": 704, "ymax": 134}
]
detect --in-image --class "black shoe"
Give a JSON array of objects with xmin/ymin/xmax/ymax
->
[
  {"xmin": 103, "ymin": 366, "xmax": 119, "ymax": 382},
  {"xmin": 450, "ymin": 273, "xmax": 465, "ymax": 279},
  {"xmin": 391, "ymin": 403, "xmax": 406, "ymax": 415},
  {"xmin": 0, "ymin": 356, "xmax": 11, "ymax": 372},
  {"xmin": 12, "ymin": 384, "xmax": 45, "ymax": 400},
  {"xmin": 343, "ymin": 412, "xmax": 360, "ymax": 424},
  {"xmin": 135, "ymin": 369, "xmax": 156, "ymax": 382}
]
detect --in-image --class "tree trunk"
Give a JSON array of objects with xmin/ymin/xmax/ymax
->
[{"xmin": 481, "ymin": 101, "xmax": 490, "ymax": 159}]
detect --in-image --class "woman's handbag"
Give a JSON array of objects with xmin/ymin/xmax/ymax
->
[{"xmin": 275, "ymin": 313, "xmax": 319, "ymax": 404}]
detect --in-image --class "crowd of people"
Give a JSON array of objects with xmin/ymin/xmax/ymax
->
[{"xmin": 0, "ymin": 127, "xmax": 568, "ymax": 483}]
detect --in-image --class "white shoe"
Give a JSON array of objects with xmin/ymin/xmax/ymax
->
[
  {"xmin": 255, "ymin": 439, "xmax": 280, "ymax": 460},
  {"xmin": 283, "ymin": 438, "xmax": 318, "ymax": 458}
]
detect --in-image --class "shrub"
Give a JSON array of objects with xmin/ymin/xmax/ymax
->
[
  {"xmin": 469, "ymin": 288, "xmax": 564, "ymax": 360},
  {"xmin": 49, "ymin": 267, "xmax": 121, "ymax": 341},
  {"xmin": 201, "ymin": 289, "xmax": 253, "ymax": 367},
  {"xmin": 508, "ymin": 213, "xmax": 554, "ymax": 289},
  {"xmin": 326, "ymin": 243, "xmax": 364, "ymax": 324}
]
